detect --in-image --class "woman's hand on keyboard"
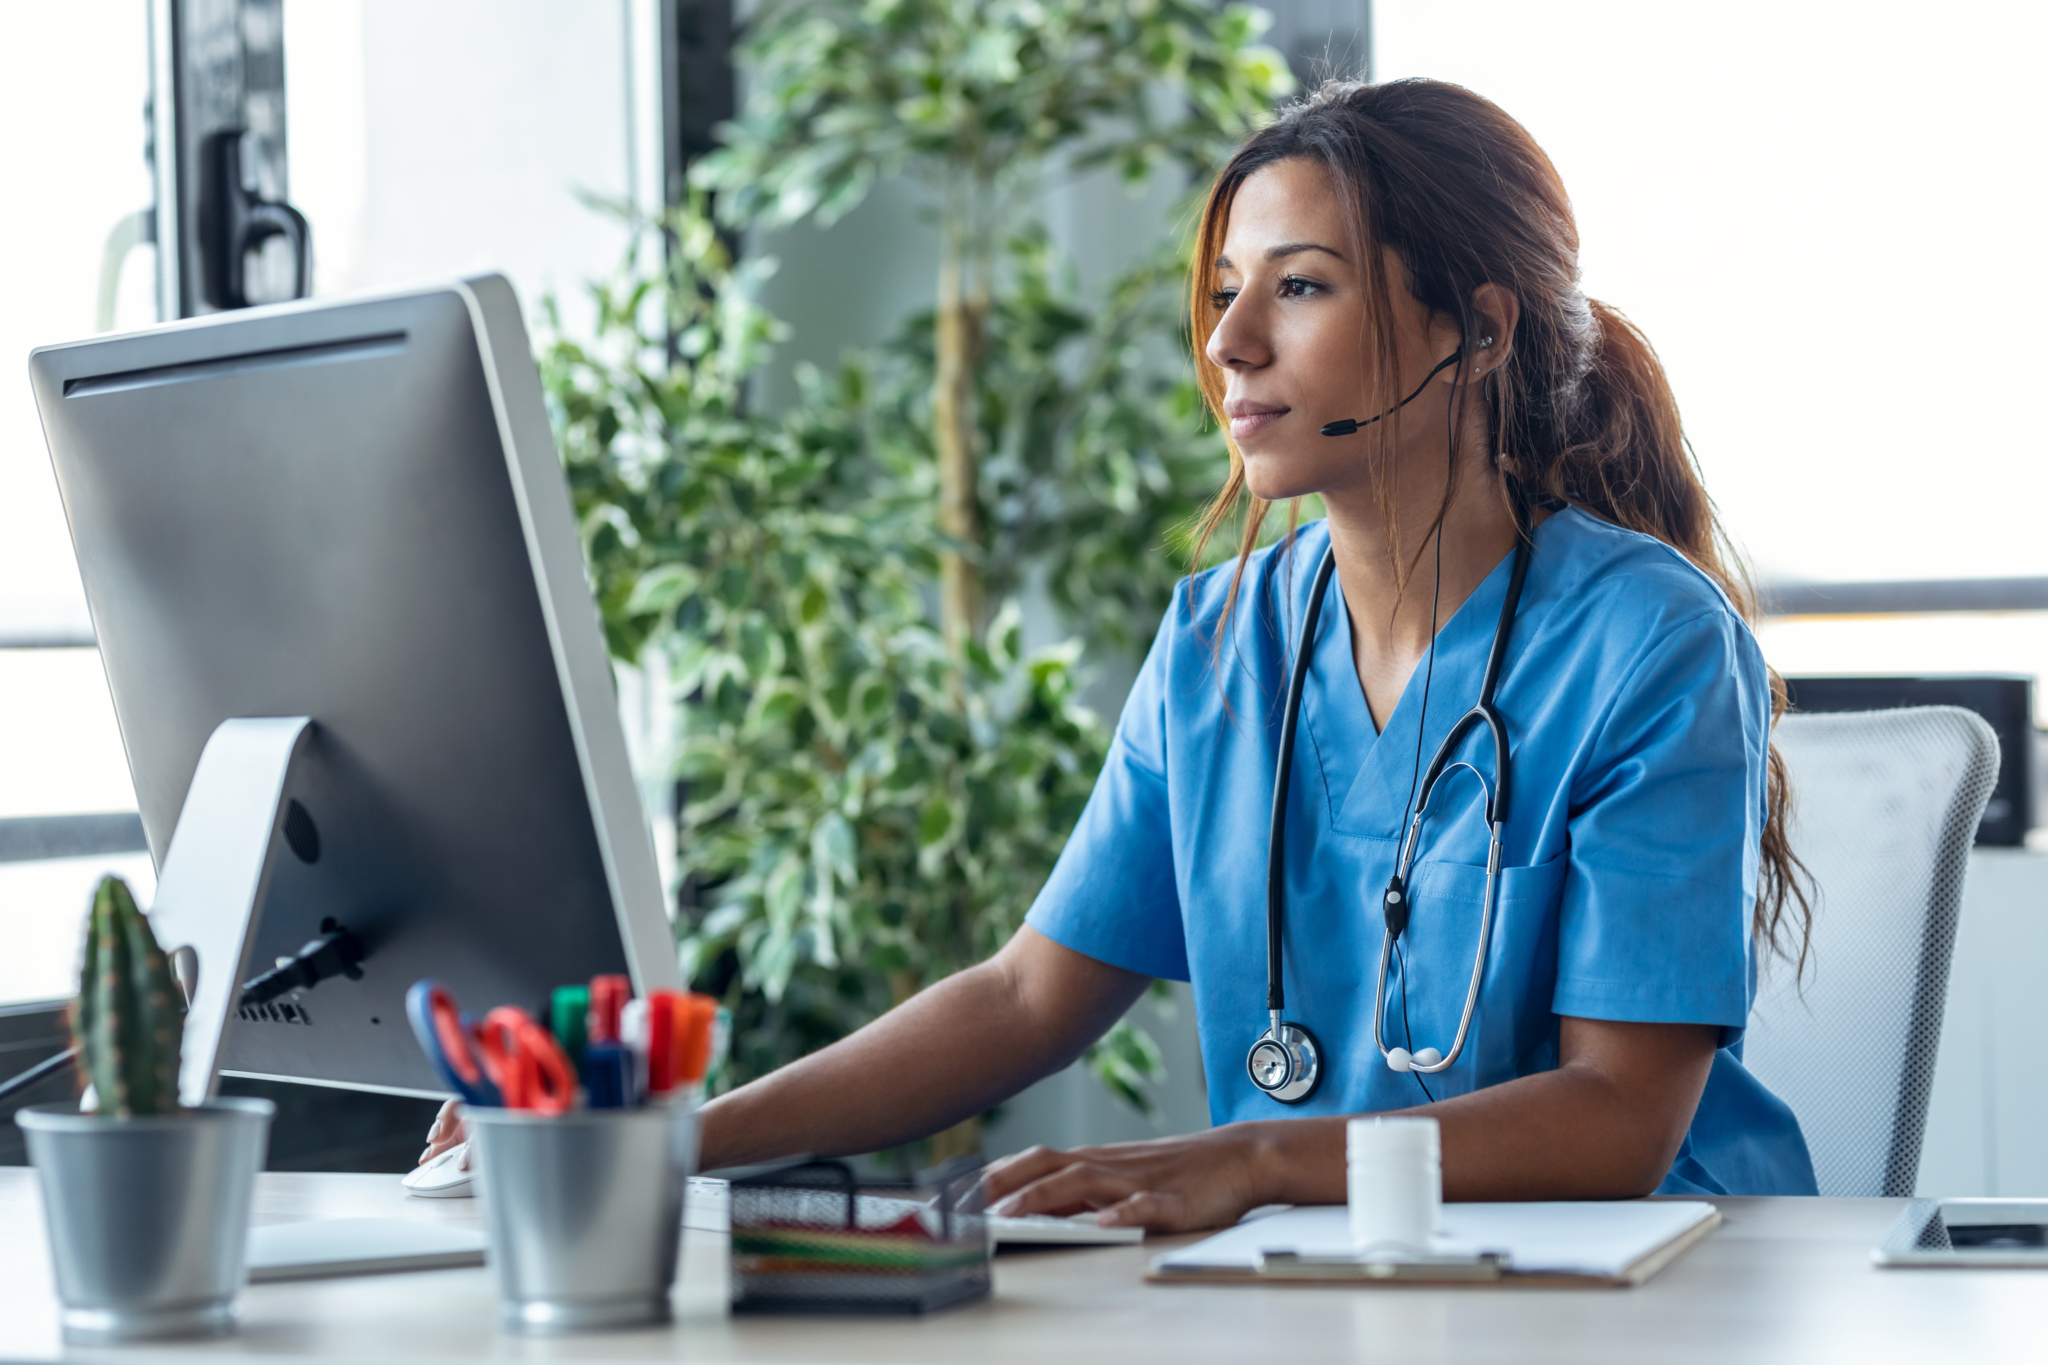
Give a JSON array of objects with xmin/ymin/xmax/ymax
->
[{"xmin": 982, "ymin": 1125, "xmax": 1285, "ymax": 1233}]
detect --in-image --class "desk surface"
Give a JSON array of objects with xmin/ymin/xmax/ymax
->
[{"xmin": 0, "ymin": 1170, "xmax": 2035, "ymax": 1363}]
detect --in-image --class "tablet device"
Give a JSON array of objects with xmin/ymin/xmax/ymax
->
[{"xmin": 1873, "ymin": 1199, "xmax": 2048, "ymax": 1267}]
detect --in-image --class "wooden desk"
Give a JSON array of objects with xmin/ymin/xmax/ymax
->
[{"xmin": 0, "ymin": 1170, "xmax": 2036, "ymax": 1362}]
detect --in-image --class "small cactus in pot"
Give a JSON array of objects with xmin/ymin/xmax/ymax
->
[
  {"xmin": 16, "ymin": 873, "xmax": 274, "ymax": 1343},
  {"xmin": 70, "ymin": 875, "xmax": 183, "ymax": 1117}
]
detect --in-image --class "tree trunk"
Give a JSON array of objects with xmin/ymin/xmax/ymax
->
[{"xmin": 933, "ymin": 212, "xmax": 985, "ymax": 656}]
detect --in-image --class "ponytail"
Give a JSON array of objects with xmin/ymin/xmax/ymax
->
[
  {"xmin": 1189, "ymin": 79, "xmax": 1812, "ymax": 972},
  {"xmin": 1531, "ymin": 300, "xmax": 1811, "ymax": 974}
]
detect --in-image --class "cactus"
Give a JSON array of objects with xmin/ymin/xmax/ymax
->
[{"xmin": 69, "ymin": 875, "xmax": 184, "ymax": 1117}]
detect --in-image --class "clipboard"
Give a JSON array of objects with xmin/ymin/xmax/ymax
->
[{"xmin": 1146, "ymin": 1201, "xmax": 1721, "ymax": 1289}]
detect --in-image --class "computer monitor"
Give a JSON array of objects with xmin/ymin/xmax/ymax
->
[{"xmin": 27, "ymin": 275, "xmax": 681, "ymax": 1102}]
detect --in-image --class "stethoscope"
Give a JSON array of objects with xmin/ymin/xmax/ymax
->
[
  {"xmin": 1246, "ymin": 538, "xmax": 1530, "ymax": 1103},
  {"xmin": 1244, "ymin": 342, "xmax": 1533, "ymax": 1104}
]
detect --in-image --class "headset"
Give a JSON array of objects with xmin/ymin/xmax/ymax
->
[{"xmin": 1246, "ymin": 342, "xmax": 1532, "ymax": 1105}]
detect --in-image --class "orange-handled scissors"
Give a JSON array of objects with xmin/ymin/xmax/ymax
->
[
  {"xmin": 407, "ymin": 980, "xmax": 575, "ymax": 1115},
  {"xmin": 474, "ymin": 1006, "xmax": 576, "ymax": 1116}
]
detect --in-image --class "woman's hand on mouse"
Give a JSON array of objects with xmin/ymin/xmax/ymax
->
[
  {"xmin": 982, "ymin": 1124, "xmax": 1288, "ymax": 1233},
  {"xmin": 420, "ymin": 1099, "xmax": 469, "ymax": 1167}
]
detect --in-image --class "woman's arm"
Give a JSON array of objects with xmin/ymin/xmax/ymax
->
[
  {"xmin": 983, "ymin": 1016, "xmax": 1719, "ymax": 1231},
  {"xmin": 695, "ymin": 926, "xmax": 1151, "ymax": 1171}
]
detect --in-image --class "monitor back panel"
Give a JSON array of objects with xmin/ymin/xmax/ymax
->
[{"xmin": 30, "ymin": 288, "xmax": 637, "ymax": 1094}]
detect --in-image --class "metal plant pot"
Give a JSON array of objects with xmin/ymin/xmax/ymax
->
[{"xmin": 16, "ymin": 1096, "xmax": 273, "ymax": 1344}]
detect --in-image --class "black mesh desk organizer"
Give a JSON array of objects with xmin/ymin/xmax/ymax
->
[{"xmin": 728, "ymin": 1157, "xmax": 990, "ymax": 1314}]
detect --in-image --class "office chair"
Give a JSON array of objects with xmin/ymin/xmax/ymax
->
[{"xmin": 1744, "ymin": 706, "xmax": 1999, "ymax": 1197}]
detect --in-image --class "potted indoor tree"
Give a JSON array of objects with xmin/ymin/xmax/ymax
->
[{"xmin": 15, "ymin": 876, "xmax": 273, "ymax": 1344}]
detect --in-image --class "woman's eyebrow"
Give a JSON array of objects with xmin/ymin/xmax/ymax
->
[
  {"xmin": 1213, "ymin": 242, "xmax": 1346, "ymax": 271},
  {"xmin": 1267, "ymin": 242, "xmax": 1344, "ymax": 262}
]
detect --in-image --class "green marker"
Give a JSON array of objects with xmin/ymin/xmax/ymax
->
[{"xmin": 550, "ymin": 984, "xmax": 590, "ymax": 1073}]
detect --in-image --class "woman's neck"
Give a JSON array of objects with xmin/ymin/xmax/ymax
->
[{"xmin": 1321, "ymin": 457, "xmax": 1526, "ymax": 732}]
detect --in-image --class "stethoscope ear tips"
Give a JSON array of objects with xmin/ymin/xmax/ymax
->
[{"xmin": 1384, "ymin": 1046, "xmax": 1443, "ymax": 1074}]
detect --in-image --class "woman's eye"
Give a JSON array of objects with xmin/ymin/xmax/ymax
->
[
  {"xmin": 1279, "ymin": 275, "xmax": 1324, "ymax": 299},
  {"xmin": 1208, "ymin": 288, "xmax": 1237, "ymax": 312}
]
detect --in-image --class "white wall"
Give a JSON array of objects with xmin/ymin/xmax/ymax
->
[
  {"xmin": 1376, "ymin": 0, "xmax": 2048, "ymax": 589},
  {"xmin": 1917, "ymin": 850, "xmax": 2048, "ymax": 1197},
  {"xmin": 287, "ymin": 0, "xmax": 637, "ymax": 326}
]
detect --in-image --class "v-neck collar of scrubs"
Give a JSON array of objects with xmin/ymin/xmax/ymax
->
[{"xmin": 1301, "ymin": 530, "xmax": 1526, "ymax": 842}]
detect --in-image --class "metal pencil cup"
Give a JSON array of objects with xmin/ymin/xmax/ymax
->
[
  {"xmin": 466, "ymin": 1101, "xmax": 692, "ymax": 1333},
  {"xmin": 16, "ymin": 1096, "xmax": 274, "ymax": 1344}
]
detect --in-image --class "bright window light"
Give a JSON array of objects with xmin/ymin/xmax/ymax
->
[
  {"xmin": 1376, "ymin": 1, "xmax": 2048, "ymax": 587},
  {"xmin": 1376, "ymin": 1, "xmax": 2048, "ymax": 694},
  {"xmin": 0, "ymin": 2, "xmax": 152, "ymax": 635}
]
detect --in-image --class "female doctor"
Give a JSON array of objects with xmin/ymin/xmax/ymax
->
[{"xmin": 434, "ymin": 78, "xmax": 1821, "ymax": 1223}]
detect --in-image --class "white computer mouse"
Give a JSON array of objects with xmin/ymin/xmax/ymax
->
[{"xmin": 400, "ymin": 1141, "xmax": 475, "ymax": 1199}]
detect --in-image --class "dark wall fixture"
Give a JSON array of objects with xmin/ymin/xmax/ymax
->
[
  {"xmin": 1784, "ymin": 676, "xmax": 2037, "ymax": 847},
  {"xmin": 669, "ymin": 0, "xmax": 736, "ymax": 189},
  {"xmin": 151, "ymin": 0, "xmax": 311, "ymax": 317}
]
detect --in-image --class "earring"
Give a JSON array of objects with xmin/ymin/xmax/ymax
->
[{"xmin": 1480, "ymin": 335, "xmax": 1494, "ymax": 347}]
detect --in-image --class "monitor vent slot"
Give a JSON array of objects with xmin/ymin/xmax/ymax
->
[{"xmin": 63, "ymin": 332, "xmax": 410, "ymax": 398}]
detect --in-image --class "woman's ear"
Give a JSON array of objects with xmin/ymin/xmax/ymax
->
[{"xmin": 1468, "ymin": 283, "xmax": 1520, "ymax": 376}]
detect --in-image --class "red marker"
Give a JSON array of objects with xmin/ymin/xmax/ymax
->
[
  {"xmin": 588, "ymin": 974, "xmax": 630, "ymax": 1045},
  {"xmin": 645, "ymin": 990, "xmax": 681, "ymax": 1096}
]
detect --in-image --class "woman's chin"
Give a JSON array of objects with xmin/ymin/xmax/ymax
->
[{"xmin": 1240, "ymin": 452, "xmax": 1337, "ymax": 505}]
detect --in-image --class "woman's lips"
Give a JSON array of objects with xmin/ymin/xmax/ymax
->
[{"xmin": 1229, "ymin": 408, "xmax": 1288, "ymax": 441}]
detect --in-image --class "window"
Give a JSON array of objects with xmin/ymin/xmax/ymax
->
[
  {"xmin": 0, "ymin": 2, "xmax": 664, "ymax": 1006},
  {"xmin": 1377, "ymin": 1, "xmax": 2048, "ymax": 705},
  {"xmin": 0, "ymin": 3, "xmax": 156, "ymax": 1004}
]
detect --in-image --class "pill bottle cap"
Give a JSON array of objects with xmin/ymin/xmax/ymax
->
[{"xmin": 1347, "ymin": 1115, "xmax": 1441, "ymax": 1161}]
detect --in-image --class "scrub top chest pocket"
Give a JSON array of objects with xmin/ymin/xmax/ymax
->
[{"xmin": 1384, "ymin": 853, "xmax": 1570, "ymax": 1091}]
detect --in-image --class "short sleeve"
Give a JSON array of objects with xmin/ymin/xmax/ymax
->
[
  {"xmin": 1024, "ymin": 613, "xmax": 1189, "ymax": 980},
  {"xmin": 1552, "ymin": 611, "xmax": 1765, "ymax": 1042}
]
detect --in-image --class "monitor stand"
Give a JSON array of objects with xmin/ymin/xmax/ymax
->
[
  {"xmin": 150, "ymin": 716, "xmax": 486, "ymax": 1279},
  {"xmin": 150, "ymin": 715, "xmax": 318, "ymax": 1109}
]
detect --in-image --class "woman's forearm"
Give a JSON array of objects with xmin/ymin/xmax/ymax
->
[
  {"xmin": 1250, "ymin": 1018, "xmax": 1721, "ymax": 1205},
  {"xmin": 982, "ymin": 1016, "xmax": 1720, "ymax": 1229},
  {"xmin": 697, "ymin": 928, "xmax": 1149, "ymax": 1171}
]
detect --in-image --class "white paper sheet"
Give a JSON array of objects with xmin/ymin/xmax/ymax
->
[{"xmin": 1152, "ymin": 1201, "xmax": 1717, "ymax": 1279}]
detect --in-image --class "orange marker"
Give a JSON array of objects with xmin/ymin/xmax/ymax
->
[{"xmin": 675, "ymin": 993, "xmax": 719, "ymax": 1084}]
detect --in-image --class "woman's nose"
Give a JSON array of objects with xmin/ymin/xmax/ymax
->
[{"xmin": 1205, "ymin": 296, "xmax": 1270, "ymax": 372}]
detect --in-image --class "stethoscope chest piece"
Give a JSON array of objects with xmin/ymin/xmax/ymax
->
[{"xmin": 1246, "ymin": 1019, "xmax": 1322, "ymax": 1104}]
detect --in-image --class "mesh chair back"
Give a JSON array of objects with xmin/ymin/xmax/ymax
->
[{"xmin": 1745, "ymin": 706, "xmax": 1998, "ymax": 1197}]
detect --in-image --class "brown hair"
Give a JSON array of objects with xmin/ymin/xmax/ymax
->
[{"xmin": 1188, "ymin": 78, "xmax": 1810, "ymax": 971}]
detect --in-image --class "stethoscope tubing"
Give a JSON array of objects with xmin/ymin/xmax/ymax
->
[
  {"xmin": 1264, "ymin": 547, "xmax": 1340, "ymax": 1016},
  {"xmin": 1260, "ymin": 534, "xmax": 1532, "ymax": 1085}
]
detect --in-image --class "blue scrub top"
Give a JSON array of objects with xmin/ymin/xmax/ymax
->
[{"xmin": 1027, "ymin": 509, "xmax": 1817, "ymax": 1196}]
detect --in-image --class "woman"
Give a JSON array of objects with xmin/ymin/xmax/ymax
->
[{"xmin": 430, "ymin": 78, "xmax": 1818, "ymax": 1225}]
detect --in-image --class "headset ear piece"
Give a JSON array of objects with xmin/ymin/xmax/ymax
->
[{"xmin": 1386, "ymin": 1047, "xmax": 1414, "ymax": 1073}]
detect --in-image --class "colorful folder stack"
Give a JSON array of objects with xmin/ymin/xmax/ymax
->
[{"xmin": 728, "ymin": 1160, "xmax": 990, "ymax": 1314}]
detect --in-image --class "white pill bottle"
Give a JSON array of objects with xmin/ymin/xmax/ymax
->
[{"xmin": 1346, "ymin": 1116, "xmax": 1442, "ymax": 1257}]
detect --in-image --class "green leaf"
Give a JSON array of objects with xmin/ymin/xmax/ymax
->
[{"xmin": 917, "ymin": 796, "xmax": 954, "ymax": 847}]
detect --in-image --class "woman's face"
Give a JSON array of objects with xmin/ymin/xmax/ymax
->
[{"xmin": 1204, "ymin": 157, "xmax": 1459, "ymax": 504}]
